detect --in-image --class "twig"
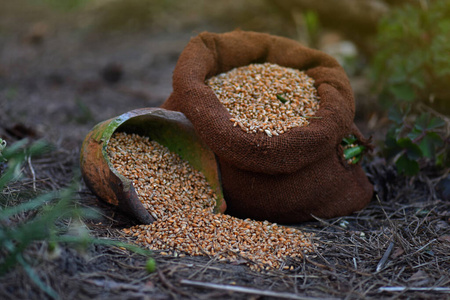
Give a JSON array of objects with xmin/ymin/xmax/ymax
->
[
  {"xmin": 304, "ymin": 256, "xmax": 371, "ymax": 277},
  {"xmin": 376, "ymin": 240, "xmax": 394, "ymax": 272},
  {"xmin": 85, "ymin": 279, "xmax": 153, "ymax": 292},
  {"xmin": 303, "ymin": 116, "xmax": 323, "ymax": 119},
  {"xmin": 404, "ymin": 238, "xmax": 437, "ymax": 258},
  {"xmin": 27, "ymin": 155, "xmax": 36, "ymax": 192},
  {"xmin": 187, "ymin": 255, "xmax": 219, "ymax": 280},
  {"xmin": 310, "ymin": 215, "xmax": 348, "ymax": 233},
  {"xmin": 180, "ymin": 279, "xmax": 333, "ymax": 300},
  {"xmin": 158, "ymin": 269, "xmax": 191, "ymax": 298},
  {"xmin": 376, "ymin": 195, "xmax": 396, "ymax": 229},
  {"xmin": 417, "ymin": 102, "xmax": 450, "ymax": 124},
  {"xmin": 304, "ymin": 254, "xmax": 333, "ymax": 271},
  {"xmin": 378, "ymin": 286, "xmax": 450, "ymax": 293}
]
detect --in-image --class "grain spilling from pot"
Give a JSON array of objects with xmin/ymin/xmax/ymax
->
[
  {"xmin": 206, "ymin": 62, "xmax": 320, "ymax": 137},
  {"xmin": 107, "ymin": 132, "xmax": 315, "ymax": 271},
  {"xmin": 107, "ymin": 132, "xmax": 217, "ymax": 220}
]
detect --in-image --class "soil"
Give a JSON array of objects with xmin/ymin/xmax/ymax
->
[{"xmin": 1, "ymin": 1, "xmax": 449, "ymax": 299}]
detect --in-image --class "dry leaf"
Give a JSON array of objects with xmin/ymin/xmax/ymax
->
[
  {"xmin": 391, "ymin": 247, "xmax": 404, "ymax": 259},
  {"xmin": 438, "ymin": 235, "xmax": 450, "ymax": 243}
]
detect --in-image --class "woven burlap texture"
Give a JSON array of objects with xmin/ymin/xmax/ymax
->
[{"xmin": 162, "ymin": 31, "xmax": 373, "ymax": 223}]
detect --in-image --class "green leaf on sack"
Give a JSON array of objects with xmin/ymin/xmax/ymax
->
[
  {"xmin": 389, "ymin": 83, "xmax": 415, "ymax": 101},
  {"xmin": 396, "ymin": 154, "xmax": 420, "ymax": 176},
  {"xmin": 276, "ymin": 94, "xmax": 288, "ymax": 104},
  {"xmin": 352, "ymin": 155, "xmax": 362, "ymax": 164},
  {"xmin": 343, "ymin": 145, "xmax": 365, "ymax": 160},
  {"xmin": 419, "ymin": 132, "xmax": 444, "ymax": 158},
  {"xmin": 342, "ymin": 135, "xmax": 358, "ymax": 145}
]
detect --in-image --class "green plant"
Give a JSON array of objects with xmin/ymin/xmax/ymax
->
[
  {"xmin": 372, "ymin": 0, "xmax": 450, "ymax": 108},
  {"xmin": 384, "ymin": 105, "xmax": 449, "ymax": 175},
  {"xmin": 145, "ymin": 257, "xmax": 156, "ymax": 273},
  {"xmin": 291, "ymin": 9, "xmax": 320, "ymax": 49},
  {"xmin": 303, "ymin": 10, "xmax": 320, "ymax": 48},
  {"xmin": 371, "ymin": 1, "xmax": 450, "ymax": 175},
  {"xmin": 0, "ymin": 139, "xmax": 49, "ymax": 188},
  {"xmin": 0, "ymin": 139, "xmax": 155, "ymax": 299},
  {"xmin": 341, "ymin": 135, "xmax": 366, "ymax": 165},
  {"xmin": 0, "ymin": 138, "xmax": 6, "ymax": 161}
]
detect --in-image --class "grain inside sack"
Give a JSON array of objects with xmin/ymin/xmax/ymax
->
[
  {"xmin": 206, "ymin": 62, "xmax": 320, "ymax": 137},
  {"xmin": 107, "ymin": 132, "xmax": 315, "ymax": 271}
]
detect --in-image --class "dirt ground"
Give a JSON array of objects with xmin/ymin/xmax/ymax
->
[{"xmin": 1, "ymin": 1, "xmax": 449, "ymax": 299}]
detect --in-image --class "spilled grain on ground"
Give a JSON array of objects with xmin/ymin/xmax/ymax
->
[{"xmin": 107, "ymin": 132, "xmax": 315, "ymax": 271}]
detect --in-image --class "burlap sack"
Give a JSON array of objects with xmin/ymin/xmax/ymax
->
[{"xmin": 161, "ymin": 30, "xmax": 373, "ymax": 223}]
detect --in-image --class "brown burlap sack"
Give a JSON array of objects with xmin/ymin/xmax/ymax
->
[{"xmin": 161, "ymin": 30, "xmax": 373, "ymax": 223}]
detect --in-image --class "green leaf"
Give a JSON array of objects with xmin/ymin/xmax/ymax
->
[
  {"xmin": 385, "ymin": 129, "xmax": 403, "ymax": 160},
  {"xmin": 388, "ymin": 106, "xmax": 404, "ymax": 124},
  {"xmin": 419, "ymin": 132, "xmax": 443, "ymax": 158},
  {"xmin": 414, "ymin": 113, "xmax": 430, "ymax": 131},
  {"xmin": 352, "ymin": 155, "xmax": 362, "ymax": 164},
  {"xmin": 1, "ymin": 139, "xmax": 29, "ymax": 160},
  {"xmin": 0, "ymin": 192, "xmax": 55, "ymax": 220},
  {"xmin": 27, "ymin": 140, "xmax": 53, "ymax": 157},
  {"xmin": 389, "ymin": 83, "xmax": 416, "ymax": 101},
  {"xmin": 428, "ymin": 117, "xmax": 445, "ymax": 130},
  {"xmin": 0, "ymin": 138, "xmax": 6, "ymax": 152},
  {"xmin": 414, "ymin": 113, "xmax": 445, "ymax": 132},
  {"xmin": 407, "ymin": 128, "xmax": 422, "ymax": 141},
  {"xmin": 276, "ymin": 94, "xmax": 288, "ymax": 104},
  {"xmin": 397, "ymin": 138, "xmax": 423, "ymax": 160},
  {"xmin": 17, "ymin": 255, "xmax": 59, "ymax": 300},
  {"xmin": 145, "ymin": 258, "xmax": 156, "ymax": 273},
  {"xmin": 396, "ymin": 154, "xmax": 420, "ymax": 176},
  {"xmin": 342, "ymin": 135, "xmax": 357, "ymax": 145},
  {"xmin": 344, "ymin": 146, "xmax": 366, "ymax": 160}
]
